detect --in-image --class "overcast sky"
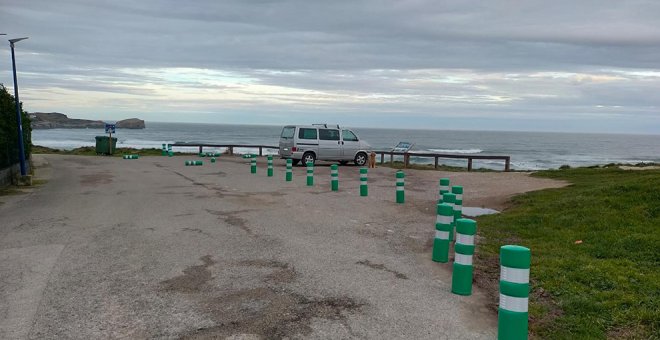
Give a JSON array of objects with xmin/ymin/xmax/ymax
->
[{"xmin": 2, "ymin": 1, "xmax": 659, "ymax": 133}]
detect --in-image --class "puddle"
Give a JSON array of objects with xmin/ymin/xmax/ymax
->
[{"xmin": 462, "ymin": 207, "xmax": 500, "ymax": 217}]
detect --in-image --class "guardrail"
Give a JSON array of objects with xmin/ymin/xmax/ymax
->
[
  {"xmin": 374, "ymin": 151, "xmax": 511, "ymax": 172},
  {"xmin": 170, "ymin": 143, "xmax": 278, "ymax": 156},
  {"xmin": 170, "ymin": 143, "xmax": 511, "ymax": 171}
]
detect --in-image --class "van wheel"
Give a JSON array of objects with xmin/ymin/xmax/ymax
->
[
  {"xmin": 292, "ymin": 159, "xmax": 300, "ymax": 166},
  {"xmin": 354, "ymin": 152, "xmax": 367, "ymax": 166},
  {"xmin": 302, "ymin": 152, "xmax": 316, "ymax": 166},
  {"xmin": 339, "ymin": 161, "xmax": 349, "ymax": 165}
]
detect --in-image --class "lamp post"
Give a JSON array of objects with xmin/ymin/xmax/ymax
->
[{"xmin": 9, "ymin": 37, "xmax": 29, "ymax": 176}]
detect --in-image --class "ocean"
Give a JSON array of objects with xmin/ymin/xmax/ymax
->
[{"xmin": 32, "ymin": 122, "xmax": 660, "ymax": 170}]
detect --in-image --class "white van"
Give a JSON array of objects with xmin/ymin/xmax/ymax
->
[{"xmin": 279, "ymin": 124, "xmax": 372, "ymax": 166}]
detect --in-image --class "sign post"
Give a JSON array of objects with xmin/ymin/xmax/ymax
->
[{"xmin": 105, "ymin": 123, "xmax": 116, "ymax": 155}]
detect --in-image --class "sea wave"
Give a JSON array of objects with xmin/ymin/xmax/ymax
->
[{"xmin": 425, "ymin": 148, "xmax": 483, "ymax": 154}]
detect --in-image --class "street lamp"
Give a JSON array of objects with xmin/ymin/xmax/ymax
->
[{"xmin": 9, "ymin": 37, "xmax": 29, "ymax": 176}]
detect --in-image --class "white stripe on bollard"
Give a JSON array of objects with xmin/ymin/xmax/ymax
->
[
  {"xmin": 435, "ymin": 230, "xmax": 450, "ymax": 240},
  {"xmin": 456, "ymin": 194, "xmax": 463, "ymax": 200},
  {"xmin": 396, "ymin": 178, "xmax": 405, "ymax": 183},
  {"xmin": 500, "ymin": 267, "xmax": 530, "ymax": 284},
  {"xmin": 440, "ymin": 185, "xmax": 449, "ymax": 192},
  {"xmin": 396, "ymin": 186, "xmax": 404, "ymax": 191},
  {"xmin": 436, "ymin": 215, "xmax": 453, "ymax": 224},
  {"xmin": 499, "ymin": 294, "xmax": 529, "ymax": 313},
  {"xmin": 456, "ymin": 234, "xmax": 475, "ymax": 246},
  {"xmin": 455, "ymin": 253, "xmax": 473, "ymax": 265}
]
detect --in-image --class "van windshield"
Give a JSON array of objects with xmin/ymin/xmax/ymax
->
[
  {"xmin": 281, "ymin": 127, "xmax": 295, "ymax": 139},
  {"xmin": 342, "ymin": 130, "xmax": 358, "ymax": 142}
]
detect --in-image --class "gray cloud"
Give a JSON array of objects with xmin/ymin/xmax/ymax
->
[
  {"xmin": 1, "ymin": 0, "xmax": 659, "ymax": 132},
  {"xmin": 5, "ymin": 0, "xmax": 660, "ymax": 70}
]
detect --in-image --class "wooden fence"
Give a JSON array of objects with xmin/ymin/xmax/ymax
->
[
  {"xmin": 170, "ymin": 143, "xmax": 278, "ymax": 157},
  {"xmin": 374, "ymin": 151, "xmax": 511, "ymax": 171},
  {"xmin": 170, "ymin": 143, "xmax": 511, "ymax": 171}
]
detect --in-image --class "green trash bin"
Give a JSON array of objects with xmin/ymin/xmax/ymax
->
[{"xmin": 95, "ymin": 136, "xmax": 118, "ymax": 155}]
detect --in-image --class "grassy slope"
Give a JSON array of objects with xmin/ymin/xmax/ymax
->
[
  {"xmin": 379, "ymin": 160, "xmax": 497, "ymax": 172},
  {"xmin": 475, "ymin": 167, "xmax": 660, "ymax": 339},
  {"xmin": 32, "ymin": 145, "xmax": 168, "ymax": 157}
]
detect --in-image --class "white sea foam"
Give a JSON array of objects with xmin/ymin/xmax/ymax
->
[{"xmin": 426, "ymin": 148, "xmax": 483, "ymax": 154}]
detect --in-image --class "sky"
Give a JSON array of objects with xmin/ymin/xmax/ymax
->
[{"xmin": 1, "ymin": 0, "xmax": 660, "ymax": 134}]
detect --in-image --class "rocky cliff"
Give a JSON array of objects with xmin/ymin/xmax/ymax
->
[
  {"xmin": 115, "ymin": 118, "xmax": 145, "ymax": 129},
  {"xmin": 30, "ymin": 112, "xmax": 145, "ymax": 129}
]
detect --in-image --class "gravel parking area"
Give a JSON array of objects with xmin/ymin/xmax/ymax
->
[{"xmin": 0, "ymin": 154, "xmax": 564, "ymax": 339}]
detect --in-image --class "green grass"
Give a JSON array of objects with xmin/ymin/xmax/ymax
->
[
  {"xmin": 0, "ymin": 185, "xmax": 22, "ymax": 198},
  {"xmin": 0, "ymin": 175, "xmax": 48, "ymax": 202},
  {"xmin": 32, "ymin": 145, "xmax": 174, "ymax": 157},
  {"xmin": 475, "ymin": 166, "xmax": 660, "ymax": 339}
]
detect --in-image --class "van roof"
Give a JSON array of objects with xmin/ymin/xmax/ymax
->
[{"xmin": 284, "ymin": 124, "xmax": 342, "ymax": 129}]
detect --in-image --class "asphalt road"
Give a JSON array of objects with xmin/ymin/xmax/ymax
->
[{"xmin": 0, "ymin": 154, "xmax": 562, "ymax": 339}]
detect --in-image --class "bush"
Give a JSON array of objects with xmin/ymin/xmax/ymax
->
[{"xmin": 0, "ymin": 84, "xmax": 31, "ymax": 168}]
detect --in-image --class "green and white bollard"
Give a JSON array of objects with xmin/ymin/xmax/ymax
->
[
  {"xmin": 267, "ymin": 155, "xmax": 273, "ymax": 177},
  {"xmin": 360, "ymin": 168, "xmax": 368, "ymax": 196},
  {"xmin": 330, "ymin": 164, "xmax": 339, "ymax": 191},
  {"xmin": 396, "ymin": 170, "xmax": 405, "ymax": 203},
  {"xmin": 123, "ymin": 154, "xmax": 139, "ymax": 159},
  {"xmin": 438, "ymin": 178, "xmax": 450, "ymax": 202},
  {"xmin": 442, "ymin": 192, "xmax": 456, "ymax": 240},
  {"xmin": 498, "ymin": 245, "xmax": 531, "ymax": 340},
  {"xmin": 306, "ymin": 162, "xmax": 314, "ymax": 186},
  {"xmin": 286, "ymin": 159, "xmax": 293, "ymax": 181},
  {"xmin": 210, "ymin": 157, "xmax": 216, "ymax": 163},
  {"xmin": 452, "ymin": 186, "xmax": 463, "ymax": 224},
  {"xmin": 451, "ymin": 218, "xmax": 477, "ymax": 296},
  {"xmin": 432, "ymin": 203, "xmax": 454, "ymax": 263},
  {"xmin": 162, "ymin": 143, "xmax": 167, "ymax": 156},
  {"xmin": 251, "ymin": 156, "xmax": 257, "ymax": 174},
  {"xmin": 185, "ymin": 160, "xmax": 203, "ymax": 166},
  {"xmin": 167, "ymin": 144, "xmax": 173, "ymax": 157},
  {"xmin": 454, "ymin": 197, "xmax": 462, "ymax": 223},
  {"xmin": 452, "ymin": 185, "xmax": 463, "ymax": 203}
]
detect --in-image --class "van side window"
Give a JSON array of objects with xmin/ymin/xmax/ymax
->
[
  {"xmin": 342, "ymin": 130, "xmax": 358, "ymax": 142},
  {"xmin": 319, "ymin": 129, "xmax": 340, "ymax": 141},
  {"xmin": 299, "ymin": 128, "xmax": 318, "ymax": 140}
]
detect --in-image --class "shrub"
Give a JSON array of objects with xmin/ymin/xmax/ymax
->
[{"xmin": 0, "ymin": 84, "xmax": 31, "ymax": 168}]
